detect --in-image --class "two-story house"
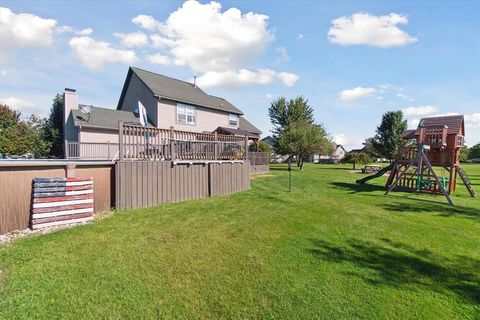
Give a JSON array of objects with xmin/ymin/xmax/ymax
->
[
  {"xmin": 309, "ymin": 143, "xmax": 346, "ymax": 164},
  {"xmin": 64, "ymin": 67, "xmax": 262, "ymax": 158}
]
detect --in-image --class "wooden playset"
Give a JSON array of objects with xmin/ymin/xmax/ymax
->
[{"xmin": 358, "ymin": 115, "xmax": 475, "ymax": 205}]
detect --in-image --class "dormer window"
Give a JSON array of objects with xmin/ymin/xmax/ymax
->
[
  {"xmin": 229, "ymin": 114, "xmax": 239, "ymax": 126},
  {"xmin": 177, "ymin": 103, "xmax": 196, "ymax": 125}
]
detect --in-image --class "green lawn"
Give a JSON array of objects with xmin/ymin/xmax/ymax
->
[{"xmin": 1, "ymin": 164, "xmax": 479, "ymax": 319}]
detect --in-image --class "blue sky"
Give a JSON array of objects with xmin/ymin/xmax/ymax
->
[{"xmin": 1, "ymin": 0, "xmax": 479, "ymax": 149}]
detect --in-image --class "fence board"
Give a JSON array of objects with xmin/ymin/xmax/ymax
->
[{"xmin": 115, "ymin": 161, "xmax": 249, "ymax": 210}]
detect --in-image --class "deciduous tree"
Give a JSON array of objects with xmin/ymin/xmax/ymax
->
[
  {"xmin": 343, "ymin": 152, "xmax": 372, "ymax": 170},
  {"xmin": 277, "ymin": 122, "xmax": 332, "ymax": 170},
  {"xmin": 372, "ymin": 111, "xmax": 407, "ymax": 162}
]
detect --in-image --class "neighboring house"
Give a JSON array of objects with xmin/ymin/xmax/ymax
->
[
  {"xmin": 261, "ymin": 136, "xmax": 275, "ymax": 147},
  {"xmin": 309, "ymin": 143, "xmax": 346, "ymax": 164},
  {"xmin": 63, "ymin": 67, "xmax": 262, "ymax": 158}
]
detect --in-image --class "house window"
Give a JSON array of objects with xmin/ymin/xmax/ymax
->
[
  {"xmin": 229, "ymin": 114, "xmax": 239, "ymax": 126},
  {"xmin": 457, "ymin": 136, "xmax": 464, "ymax": 147},
  {"xmin": 177, "ymin": 103, "xmax": 196, "ymax": 125}
]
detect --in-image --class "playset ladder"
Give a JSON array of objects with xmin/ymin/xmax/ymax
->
[{"xmin": 456, "ymin": 166, "xmax": 476, "ymax": 197}]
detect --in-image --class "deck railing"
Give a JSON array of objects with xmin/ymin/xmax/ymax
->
[
  {"xmin": 419, "ymin": 125, "xmax": 448, "ymax": 148},
  {"xmin": 119, "ymin": 123, "xmax": 248, "ymax": 161},
  {"xmin": 66, "ymin": 142, "xmax": 118, "ymax": 160}
]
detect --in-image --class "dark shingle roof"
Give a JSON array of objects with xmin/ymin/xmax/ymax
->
[
  {"xmin": 414, "ymin": 115, "xmax": 464, "ymax": 135},
  {"xmin": 118, "ymin": 67, "xmax": 243, "ymax": 115},
  {"xmin": 216, "ymin": 127, "xmax": 259, "ymax": 138},
  {"xmin": 261, "ymin": 136, "xmax": 275, "ymax": 146},
  {"xmin": 239, "ymin": 116, "xmax": 262, "ymax": 134},
  {"xmin": 402, "ymin": 129, "xmax": 416, "ymax": 139},
  {"xmin": 72, "ymin": 105, "xmax": 153, "ymax": 130}
]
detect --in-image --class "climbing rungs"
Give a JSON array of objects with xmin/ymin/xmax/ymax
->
[{"xmin": 456, "ymin": 166, "xmax": 476, "ymax": 197}]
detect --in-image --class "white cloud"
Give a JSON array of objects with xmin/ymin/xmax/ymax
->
[
  {"xmin": 136, "ymin": 1, "xmax": 297, "ymax": 88},
  {"xmin": 0, "ymin": 96, "xmax": 34, "ymax": 110},
  {"xmin": 339, "ymin": 87, "xmax": 376, "ymax": 101},
  {"xmin": 275, "ymin": 47, "xmax": 290, "ymax": 63},
  {"xmin": 0, "ymin": 69, "xmax": 7, "ymax": 76},
  {"xmin": 77, "ymin": 28, "xmax": 93, "ymax": 36},
  {"xmin": 297, "ymin": 33, "xmax": 304, "ymax": 40},
  {"xmin": 196, "ymin": 68, "xmax": 299, "ymax": 88},
  {"xmin": 334, "ymin": 134, "xmax": 348, "ymax": 145},
  {"xmin": 277, "ymin": 72, "xmax": 299, "ymax": 87},
  {"xmin": 328, "ymin": 12, "xmax": 417, "ymax": 48},
  {"xmin": 465, "ymin": 113, "xmax": 480, "ymax": 128},
  {"xmin": 0, "ymin": 7, "xmax": 57, "ymax": 58},
  {"xmin": 151, "ymin": 0, "xmax": 273, "ymax": 73},
  {"xmin": 196, "ymin": 68, "xmax": 276, "ymax": 88},
  {"xmin": 396, "ymin": 93, "xmax": 413, "ymax": 101},
  {"xmin": 265, "ymin": 94, "xmax": 276, "ymax": 100},
  {"xmin": 408, "ymin": 118, "xmax": 420, "ymax": 129},
  {"xmin": 114, "ymin": 32, "xmax": 148, "ymax": 48},
  {"xmin": 57, "ymin": 26, "xmax": 93, "ymax": 36},
  {"xmin": 432, "ymin": 112, "xmax": 459, "ymax": 117},
  {"xmin": 146, "ymin": 53, "xmax": 172, "ymax": 65},
  {"xmin": 132, "ymin": 14, "xmax": 162, "ymax": 30},
  {"xmin": 69, "ymin": 36, "xmax": 137, "ymax": 69},
  {"xmin": 402, "ymin": 105, "xmax": 438, "ymax": 116}
]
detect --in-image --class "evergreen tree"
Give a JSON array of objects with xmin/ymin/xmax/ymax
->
[{"xmin": 43, "ymin": 94, "xmax": 64, "ymax": 158}]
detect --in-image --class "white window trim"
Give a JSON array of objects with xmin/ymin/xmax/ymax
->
[
  {"xmin": 176, "ymin": 103, "xmax": 196, "ymax": 125},
  {"xmin": 228, "ymin": 114, "xmax": 239, "ymax": 127}
]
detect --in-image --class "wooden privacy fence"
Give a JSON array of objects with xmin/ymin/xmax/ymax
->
[
  {"xmin": 115, "ymin": 161, "xmax": 250, "ymax": 210},
  {"xmin": 248, "ymin": 152, "xmax": 270, "ymax": 165},
  {"xmin": 119, "ymin": 123, "xmax": 248, "ymax": 161}
]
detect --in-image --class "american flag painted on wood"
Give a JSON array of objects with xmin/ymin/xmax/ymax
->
[{"xmin": 31, "ymin": 177, "xmax": 94, "ymax": 229}]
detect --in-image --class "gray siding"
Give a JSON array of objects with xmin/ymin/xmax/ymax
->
[{"xmin": 119, "ymin": 73, "xmax": 158, "ymax": 127}]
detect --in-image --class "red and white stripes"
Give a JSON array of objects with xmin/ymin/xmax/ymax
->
[{"xmin": 31, "ymin": 178, "xmax": 94, "ymax": 229}]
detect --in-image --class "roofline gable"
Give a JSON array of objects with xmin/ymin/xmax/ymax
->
[{"xmin": 117, "ymin": 67, "xmax": 156, "ymax": 110}]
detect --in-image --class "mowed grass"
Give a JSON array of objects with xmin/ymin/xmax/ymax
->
[{"xmin": 0, "ymin": 164, "xmax": 479, "ymax": 319}]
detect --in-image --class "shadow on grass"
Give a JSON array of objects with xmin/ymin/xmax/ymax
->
[
  {"xmin": 307, "ymin": 238, "xmax": 480, "ymax": 304},
  {"xmin": 312, "ymin": 165, "xmax": 353, "ymax": 171},
  {"xmin": 330, "ymin": 182, "xmax": 386, "ymax": 194},
  {"xmin": 379, "ymin": 201, "xmax": 479, "ymax": 220},
  {"xmin": 330, "ymin": 182, "xmax": 479, "ymax": 220}
]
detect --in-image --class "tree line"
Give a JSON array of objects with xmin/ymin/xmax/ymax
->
[{"xmin": 0, "ymin": 94, "xmax": 64, "ymax": 158}]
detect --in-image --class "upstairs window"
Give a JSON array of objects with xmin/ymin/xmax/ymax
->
[
  {"xmin": 229, "ymin": 114, "xmax": 239, "ymax": 126},
  {"xmin": 177, "ymin": 103, "xmax": 196, "ymax": 125}
]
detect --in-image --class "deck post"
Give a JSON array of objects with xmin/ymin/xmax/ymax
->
[
  {"xmin": 214, "ymin": 132, "xmax": 218, "ymax": 160},
  {"xmin": 244, "ymin": 135, "xmax": 248, "ymax": 161},
  {"xmin": 170, "ymin": 126, "xmax": 175, "ymax": 160},
  {"xmin": 119, "ymin": 122, "xmax": 124, "ymax": 161}
]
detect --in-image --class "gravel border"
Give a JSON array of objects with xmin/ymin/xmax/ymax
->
[{"xmin": 0, "ymin": 211, "xmax": 113, "ymax": 245}]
